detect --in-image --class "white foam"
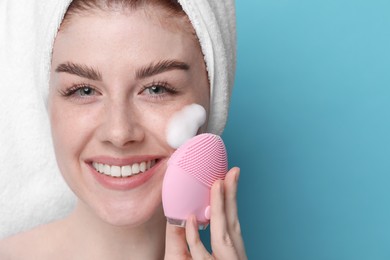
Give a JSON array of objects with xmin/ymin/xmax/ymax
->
[{"xmin": 166, "ymin": 104, "xmax": 207, "ymax": 149}]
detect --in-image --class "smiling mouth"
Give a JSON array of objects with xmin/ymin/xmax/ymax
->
[{"xmin": 92, "ymin": 159, "xmax": 158, "ymax": 178}]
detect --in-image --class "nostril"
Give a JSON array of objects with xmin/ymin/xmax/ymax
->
[
  {"xmin": 98, "ymin": 103, "xmax": 145, "ymax": 147},
  {"xmin": 98, "ymin": 121, "xmax": 145, "ymax": 147}
]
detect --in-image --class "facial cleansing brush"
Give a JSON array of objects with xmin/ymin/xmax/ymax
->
[{"xmin": 162, "ymin": 133, "xmax": 228, "ymax": 230}]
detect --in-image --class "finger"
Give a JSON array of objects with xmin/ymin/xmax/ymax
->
[
  {"xmin": 165, "ymin": 222, "xmax": 191, "ymax": 259},
  {"xmin": 224, "ymin": 167, "xmax": 247, "ymax": 260},
  {"xmin": 210, "ymin": 180, "xmax": 239, "ymax": 259},
  {"xmin": 224, "ymin": 167, "xmax": 239, "ymax": 228},
  {"xmin": 185, "ymin": 215, "xmax": 211, "ymax": 259}
]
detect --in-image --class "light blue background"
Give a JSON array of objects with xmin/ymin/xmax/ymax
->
[{"xmin": 201, "ymin": 0, "xmax": 390, "ymax": 259}]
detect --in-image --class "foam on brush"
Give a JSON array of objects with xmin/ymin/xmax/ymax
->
[{"xmin": 166, "ymin": 104, "xmax": 206, "ymax": 149}]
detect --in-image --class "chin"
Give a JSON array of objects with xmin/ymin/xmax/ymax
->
[{"xmin": 91, "ymin": 194, "xmax": 165, "ymax": 228}]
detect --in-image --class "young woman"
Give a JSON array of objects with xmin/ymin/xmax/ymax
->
[{"xmin": 0, "ymin": 0, "xmax": 246, "ymax": 259}]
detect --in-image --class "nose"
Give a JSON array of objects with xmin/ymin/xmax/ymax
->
[{"xmin": 97, "ymin": 100, "xmax": 144, "ymax": 148}]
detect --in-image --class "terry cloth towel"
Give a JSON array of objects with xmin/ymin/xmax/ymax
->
[{"xmin": 0, "ymin": 0, "xmax": 236, "ymax": 238}]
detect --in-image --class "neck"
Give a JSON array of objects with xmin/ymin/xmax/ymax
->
[{"xmin": 63, "ymin": 200, "xmax": 166, "ymax": 260}]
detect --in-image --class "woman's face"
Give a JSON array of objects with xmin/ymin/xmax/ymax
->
[{"xmin": 49, "ymin": 7, "xmax": 209, "ymax": 226}]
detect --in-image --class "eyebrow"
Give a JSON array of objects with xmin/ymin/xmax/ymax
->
[
  {"xmin": 136, "ymin": 60, "xmax": 190, "ymax": 79},
  {"xmin": 55, "ymin": 60, "xmax": 189, "ymax": 81},
  {"xmin": 55, "ymin": 62, "xmax": 102, "ymax": 81}
]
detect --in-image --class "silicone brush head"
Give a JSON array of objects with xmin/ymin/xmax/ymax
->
[{"xmin": 162, "ymin": 133, "xmax": 228, "ymax": 229}]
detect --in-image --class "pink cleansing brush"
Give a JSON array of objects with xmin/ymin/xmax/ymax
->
[{"xmin": 162, "ymin": 133, "xmax": 228, "ymax": 230}]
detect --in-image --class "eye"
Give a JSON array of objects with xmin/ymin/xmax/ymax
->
[
  {"xmin": 140, "ymin": 82, "xmax": 178, "ymax": 98},
  {"xmin": 146, "ymin": 85, "xmax": 167, "ymax": 95},
  {"xmin": 76, "ymin": 86, "xmax": 96, "ymax": 96},
  {"xmin": 60, "ymin": 84, "xmax": 98, "ymax": 98}
]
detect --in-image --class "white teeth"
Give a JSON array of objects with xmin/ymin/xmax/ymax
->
[
  {"xmin": 103, "ymin": 164, "xmax": 111, "ymax": 176},
  {"xmin": 92, "ymin": 160, "xmax": 156, "ymax": 178},
  {"xmin": 132, "ymin": 163, "xmax": 140, "ymax": 174},
  {"xmin": 140, "ymin": 162, "xmax": 146, "ymax": 172},
  {"xmin": 111, "ymin": 166, "xmax": 121, "ymax": 177},
  {"xmin": 121, "ymin": 165, "xmax": 132, "ymax": 177}
]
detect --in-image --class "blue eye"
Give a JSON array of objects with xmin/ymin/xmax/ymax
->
[
  {"xmin": 60, "ymin": 85, "xmax": 98, "ymax": 98},
  {"xmin": 76, "ymin": 86, "xmax": 96, "ymax": 96},
  {"xmin": 147, "ymin": 85, "xmax": 167, "ymax": 95},
  {"xmin": 140, "ymin": 82, "xmax": 178, "ymax": 98}
]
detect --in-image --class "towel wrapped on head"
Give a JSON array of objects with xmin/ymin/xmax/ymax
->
[{"xmin": 0, "ymin": 0, "xmax": 236, "ymax": 238}]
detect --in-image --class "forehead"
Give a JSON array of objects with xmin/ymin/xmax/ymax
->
[
  {"xmin": 60, "ymin": 4, "xmax": 196, "ymax": 38},
  {"xmin": 54, "ymin": 7, "xmax": 200, "ymax": 59},
  {"xmin": 52, "ymin": 7, "xmax": 205, "ymax": 82},
  {"xmin": 57, "ymin": 11, "xmax": 194, "ymax": 54}
]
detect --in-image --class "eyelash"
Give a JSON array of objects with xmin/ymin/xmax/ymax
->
[
  {"xmin": 58, "ymin": 83, "xmax": 97, "ymax": 98},
  {"xmin": 139, "ymin": 81, "xmax": 178, "ymax": 99}
]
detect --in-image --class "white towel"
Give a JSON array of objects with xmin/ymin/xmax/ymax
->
[
  {"xmin": 178, "ymin": 0, "xmax": 236, "ymax": 135},
  {"xmin": 0, "ymin": 0, "xmax": 76, "ymax": 239},
  {"xmin": 0, "ymin": 0, "xmax": 236, "ymax": 238}
]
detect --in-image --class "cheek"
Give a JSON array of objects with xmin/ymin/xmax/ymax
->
[
  {"xmin": 137, "ymin": 105, "xmax": 176, "ymax": 147},
  {"xmin": 49, "ymin": 100, "xmax": 92, "ymax": 165}
]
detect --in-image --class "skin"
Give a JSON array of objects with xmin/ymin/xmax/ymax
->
[{"xmin": 0, "ymin": 5, "xmax": 247, "ymax": 260}]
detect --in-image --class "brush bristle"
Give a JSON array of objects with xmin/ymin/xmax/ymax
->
[{"xmin": 168, "ymin": 133, "xmax": 228, "ymax": 188}]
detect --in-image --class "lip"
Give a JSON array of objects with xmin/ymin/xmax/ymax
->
[{"xmin": 85, "ymin": 156, "xmax": 165, "ymax": 191}]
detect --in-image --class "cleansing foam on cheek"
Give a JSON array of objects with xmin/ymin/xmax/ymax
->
[
  {"xmin": 162, "ymin": 104, "xmax": 228, "ymax": 230},
  {"xmin": 166, "ymin": 103, "xmax": 206, "ymax": 149}
]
